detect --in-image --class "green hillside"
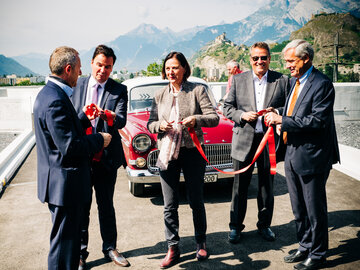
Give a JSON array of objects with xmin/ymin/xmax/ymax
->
[{"xmin": 0, "ymin": 54, "xmax": 37, "ymax": 77}]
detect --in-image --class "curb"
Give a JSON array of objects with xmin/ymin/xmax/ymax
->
[{"xmin": 0, "ymin": 129, "xmax": 35, "ymax": 193}]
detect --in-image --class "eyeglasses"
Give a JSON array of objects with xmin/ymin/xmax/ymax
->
[{"xmin": 251, "ymin": 56, "xmax": 268, "ymax": 61}]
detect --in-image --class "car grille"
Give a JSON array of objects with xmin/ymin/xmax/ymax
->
[{"xmin": 147, "ymin": 144, "xmax": 233, "ymax": 173}]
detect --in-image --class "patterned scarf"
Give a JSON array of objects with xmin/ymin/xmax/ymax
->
[{"xmin": 156, "ymin": 92, "xmax": 182, "ymax": 171}]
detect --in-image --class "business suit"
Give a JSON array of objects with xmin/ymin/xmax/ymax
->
[
  {"xmin": 33, "ymin": 78, "xmax": 103, "ymax": 269},
  {"xmin": 224, "ymin": 70, "xmax": 289, "ymax": 232},
  {"xmin": 147, "ymin": 81, "xmax": 219, "ymax": 246},
  {"xmin": 280, "ymin": 68, "xmax": 340, "ymax": 259},
  {"xmin": 72, "ymin": 76, "xmax": 127, "ymax": 259}
]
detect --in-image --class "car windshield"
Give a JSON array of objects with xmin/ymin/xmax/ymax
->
[{"xmin": 129, "ymin": 83, "xmax": 217, "ymax": 112}]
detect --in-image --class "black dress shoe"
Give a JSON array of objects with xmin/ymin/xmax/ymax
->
[
  {"xmin": 105, "ymin": 249, "xmax": 130, "ymax": 267},
  {"xmin": 258, "ymin": 227, "xmax": 276, "ymax": 241},
  {"xmin": 294, "ymin": 257, "xmax": 326, "ymax": 270},
  {"xmin": 228, "ymin": 229, "xmax": 241, "ymax": 243},
  {"xmin": 284, "ymin": 250, "xmax": 308, "ymax": 263}
]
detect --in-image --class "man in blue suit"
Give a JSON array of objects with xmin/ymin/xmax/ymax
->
[
  {"xmin": 33, "ymin": 46, "xmax": 112, "ymax": 270},
  {"xmin": 72, "ymin": 45, "xmax": 129, "ymax": 268},
  {"xmin": 265, "ymin": 40, "xmax": 340, "ymax": 270}
]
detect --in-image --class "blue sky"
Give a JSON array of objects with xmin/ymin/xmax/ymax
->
[{"xmin": 0, "ymin": 0, "xmax": 267, "ymax": 57}]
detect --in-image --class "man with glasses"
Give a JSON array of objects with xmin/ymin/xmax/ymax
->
[
  {"xmin": 224, "ymin": 42, "xmax": 290, "ymax": 243},
  {"xmin": 265, "ymin": 40, "xmax": 340, "ymax": 270}
]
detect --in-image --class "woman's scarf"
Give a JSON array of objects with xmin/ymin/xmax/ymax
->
[{"xmin": 156, "ymin": 91, "xmax": 182, "ymax": 171}]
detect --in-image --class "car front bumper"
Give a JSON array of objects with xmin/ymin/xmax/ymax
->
[{"xmin": 126, "ymin": 166, "xmax": 235, "ymax": 184}]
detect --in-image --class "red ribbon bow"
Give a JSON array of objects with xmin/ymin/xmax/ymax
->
[{"xmin": 84, "ymin": 103, "xmax": 114, "ymax": 161}]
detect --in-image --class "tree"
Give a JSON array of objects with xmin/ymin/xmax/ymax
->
[
  {"xmin": 192, "ymin": 67, "xmax": 201, "ymax": 78},
  {"xmin": 130, "ymin": 73, "xmax": 134, "ymax": 79},
  {"xmin": 145, "ymin": 62, "xmax": 162, "ymax": 76},
  {"xmin": 219, "ymin": 72, "xmax": 228, "ymax": 82}
]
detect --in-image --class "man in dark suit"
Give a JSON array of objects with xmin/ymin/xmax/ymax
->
[
  {"xmin": 72, "ymin": 45, "xmax": 129, "ymax": 268},
  {"xmin": 265, "ymin": 39, "xmax": 340, "ymax": 270},
  {"xmin": 224, "ymin": 42, "xmax": 290, "ymax": 243},
  {"xmin": 33, "ymin": 46, "xmax": 111, "ymax": 270}
]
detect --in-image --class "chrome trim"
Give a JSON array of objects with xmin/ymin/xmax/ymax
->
[
  {"xmin": 147, "ymin": 144, "xmax": 233, "ymax": 173},
  {"xmin": 126, "ymin": 166, "xmax": 234, "ymax": 184}
]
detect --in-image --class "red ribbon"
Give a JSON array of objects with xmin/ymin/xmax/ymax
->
[
  {"xmin": 188, "ymin": 117, "xmax": 276, "ymax": 175},
  {"xmin": 84, "ymin": 103, "xmax": 114, "ymax": 161}
]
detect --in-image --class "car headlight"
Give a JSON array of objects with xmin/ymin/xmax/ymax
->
[{"xmin": 132, "ymin": 134, "xmax": 151, "ymax": 153}]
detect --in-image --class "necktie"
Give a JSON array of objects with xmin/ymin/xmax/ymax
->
[
  {"xmin": 283, "ymin": 79, "xmax": 300, "ymax": 144},
  {"xmin": 92, "ymin": 83, "xmax": 99, "ymax": 105},
  {"xmin": 91, "ymin": 84, "xmax": 100, "ymax": 128}
]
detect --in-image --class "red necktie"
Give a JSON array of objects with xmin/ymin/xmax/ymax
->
[{"xmin": 283, "ymin": 79, "xmax": 300, "ymax": 144}]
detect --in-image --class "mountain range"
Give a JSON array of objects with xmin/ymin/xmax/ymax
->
[{"xmin": 1, "ymin": 0, "xmax": 359, "ymax": 76}]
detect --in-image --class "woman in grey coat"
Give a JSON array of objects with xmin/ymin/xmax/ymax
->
[{"xmin": 147, "ymin": 51, "xmax": 219, "ymax": 268}]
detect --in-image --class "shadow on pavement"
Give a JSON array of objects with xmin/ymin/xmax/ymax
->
[
  {"xmin": 148, "ymin": 173, "xmax": 288, "ymax": 206},
  {"xmin": 85, "ymin": 208, "xmax": 360, "ymax": 269}
]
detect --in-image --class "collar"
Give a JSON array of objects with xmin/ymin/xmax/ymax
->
[
  {"xmin": 252, "ymin": 70, "xmax": 268, "ymax": 83},
  {"xmin": 48, "ymin": 76, "xmax": 73, "ymax": 97},
  {"xmin": 298, "ymin": 65, "xmax": 313, "ymax": 85},
  {"xmin": 89, "ymin": 76, "xmax": 107, "ymax": 89}
]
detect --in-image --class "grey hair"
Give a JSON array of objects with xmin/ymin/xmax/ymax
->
[
  {"xmin": 282, "ymin": 39, "xmax": 314, "ymax": 61},
  {"xmin": 226, "ymin": 60, "xmax": 239, "ymax": 68},
  {"xmin": 49, "ymin": 46, "xmax": 79, "ymax": 75}
]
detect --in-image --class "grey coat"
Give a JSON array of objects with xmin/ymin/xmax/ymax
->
[
  {"xmin": 224, "ymin": 70, "xmax": 290, "ymax": 162},
  {"xmin": 147, "ymin": 81, "xmax": 219, "ymax": 149}
]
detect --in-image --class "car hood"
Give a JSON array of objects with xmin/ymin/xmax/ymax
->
[{"xmin": 125, "ymin": 110, "xmax": 233, "ymax": 144}]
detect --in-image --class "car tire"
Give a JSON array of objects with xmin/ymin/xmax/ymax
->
[{"xmin": 129, "ymin": 181, "xmax": 144, "ymax": 196}]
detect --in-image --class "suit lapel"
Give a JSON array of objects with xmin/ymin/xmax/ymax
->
[
  {"xmin": 283, "ymin": 78, "xmax": 296, "ymax": 116},
  {"xmin": 80, "ymin": 77, "xmax": 90, "ymax": 107},
  {"xmin": 263, "ymin": 71, "xmax": 277, "ymax": 108},
  {"xmin": 245, "ymin": 72, "xmax": 256, "ymax": 111},
  {"xmin": 292, "ymin": 69, "xmax": 316, "ymax": 115},
  {"xmin": 159, "ymin": 84, "xmax": 174, "ymax": 122},
  {"xmin": 100, "ymin": 79, "xmax": 111, "ymax": 109}
]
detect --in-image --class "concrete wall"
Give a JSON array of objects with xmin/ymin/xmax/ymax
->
[
  {"xmin": 333, "ymin": 82, "xmax": 360, "ymax": 121},
  {"xmin": 0, "ymin": 86, "xmax": 42, "ymax": 132}
]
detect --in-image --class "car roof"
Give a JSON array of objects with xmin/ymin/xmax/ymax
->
[{"xmin": 122, "ymin": 76, "xmax": 208, "ymax": 90}]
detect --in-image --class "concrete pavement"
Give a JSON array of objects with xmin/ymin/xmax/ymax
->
[{"xmin": 0, "ymin": 147, "xmax": 359, "ymax": 269}]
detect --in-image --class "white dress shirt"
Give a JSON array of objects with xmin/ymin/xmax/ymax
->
[
  {"xmin": 85, "ymin": 76, "xmax": 106, "ymax": 106},
  {"xmin": 253, "ymin": 71, "xmax": 268, "ymax": 133}
]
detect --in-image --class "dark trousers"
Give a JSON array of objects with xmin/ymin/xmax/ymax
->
[
  {"xmin": 230, "ymin": 133, "xmax": 274, "ymax": 231},
  {"xmin": 285, "ymin": 162, "xmax": 329, "ymax": 259},
  {"xmin": 48, "ymin": 203, "xmax": 83, "ymax": 270},
  {"xmin": 159, "ymin": 147, "xmax": 207, "ymax": 247},
  {"xmin": 80, "ymin": 162, "xmax": 117, "ymax": 260}
]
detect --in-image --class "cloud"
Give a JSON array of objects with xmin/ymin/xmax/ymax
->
[{"xmin": 137, "ymin": 5, "xmax": 150, "ymax": 18}]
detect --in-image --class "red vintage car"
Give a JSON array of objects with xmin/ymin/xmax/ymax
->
[{"xmin": 120, "ymin": 76, "xmax": 234, "ymax": 196}]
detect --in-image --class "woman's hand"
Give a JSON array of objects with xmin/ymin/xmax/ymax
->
[
  {"xmin": 181, "ymin": 116, "xmax": 196, "ymax": 128},
  {"xmin": 160, "ymin": 120, "xmax": 174, "ymax": 132}
]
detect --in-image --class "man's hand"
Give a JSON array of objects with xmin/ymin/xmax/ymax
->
[
  {"xmin": 264, "ymin": 107, "xmax": 276, "ymax": 113},
  {"xmin": 242, "ymin": 111, "xmax": 258, "ymax": 122},
  {"xmin": 99, "ymin": 132, "xmax": 112, "ymax": 147},
  {"xmin": 265, "ymin": 112, "xmax": 283, "ymax": 125},
  {"xmin": 181, "ymin": 116, "xmax": 196, "ymax": 128},
  {"xmin": 99, "ymin": 109, "xmax": 115, "ymax": 122}
]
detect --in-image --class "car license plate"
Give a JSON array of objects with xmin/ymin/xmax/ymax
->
[{"xmin": 204, "ymin": 174, "xmax": 217, "ymax": 183}]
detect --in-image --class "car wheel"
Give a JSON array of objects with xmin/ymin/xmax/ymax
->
[{"xmin": 129, "ymin": 181, "xmax": 144, "ymax": 196}]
